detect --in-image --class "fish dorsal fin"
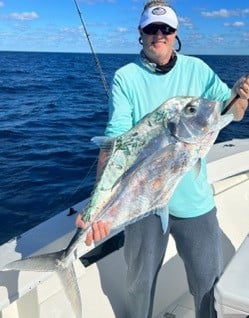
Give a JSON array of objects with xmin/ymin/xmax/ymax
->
[
  {"xmin": 193, "ymin": 159, "xmax": 202, "ymax": 179},
  {"xmin": 91, "ymin": 136, "xmax": 115, "ymax": 150}
]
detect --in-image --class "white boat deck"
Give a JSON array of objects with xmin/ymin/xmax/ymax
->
[
  {"xmin": 156, "ymin": 292, "xmax": 194, "ymax": 318},
  {"xmin": 0, "ymin": 138, "xmax": 248, "ymax": 318}
]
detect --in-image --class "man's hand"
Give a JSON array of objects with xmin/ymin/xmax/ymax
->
[
  {"xmin": 226, "ymin": 75, "xmax": 249, "ymax": 121},
  {"xmin": 236, "ymin": 75, "xmax": 249, "ymax": 100},
  {"xmin": 75, "ymin": 213, "xmax": 110, "ymax": 246}
]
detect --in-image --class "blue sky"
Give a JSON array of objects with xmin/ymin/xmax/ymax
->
[{"xmin": 0, "ymin": 0, "xmax": 249, "ymax": 55}]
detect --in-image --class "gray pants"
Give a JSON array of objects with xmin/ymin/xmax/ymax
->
[{"xmin": 124, "ymin": 208, "xmax": 222, "ymax": 318}]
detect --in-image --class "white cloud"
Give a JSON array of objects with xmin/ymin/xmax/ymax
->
[
  {"xmin": 201, "ymin": 9, "xmax": 230, "ymax": 18},
  {"xmin": 201, "ymin": 8, "xmax": 249, "ymax": 18},
  {"xmin": 117, "ymin": 27, "xmax": 128, "ymax": 33},
  {"xmin": 242, "ymin": 32, "xmax": 249, "ymax": 40},
  {"xmin": 179, "ymin": 17, "xmax": 194, "ymax": 29},
  {"xmin": 0, "ymin": 1, "xmax": 4, "ymax": 8},
  {"xmin": 60, "ymin": 27, "xmax": 80, "ymax": 34},
  {"xmin": 212, "ymin": 35, "xmax": 224, "ymax": 43},
  {"xmin": 242, "ymin": 9, "xmax": 249, "ymax": 15},
  {"xmin": 8, "ymin": 12, "xmax": 39, "ymax": 21},
  {"xmin": 224, "ymin": 21, "xmax": 245, "ymax": 27},
  {"xmin": 188, "ymin": 33, "xmax": 204, "ymax": 41}
]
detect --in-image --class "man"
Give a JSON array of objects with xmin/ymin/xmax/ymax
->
[{"xmin": 76, "ymin": 1, "xmax": 249, "ymax": 317}]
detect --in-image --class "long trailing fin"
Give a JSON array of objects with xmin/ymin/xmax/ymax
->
[
  {"xmin": 193, "ymin": 159, "xmax": 201, "ymax": 179},
  {"xmin": 2, "ymin": 250, "xmax": 65, "ymax": 272},
  {"xmin": 219, "ymin": 113, "xmax": 234, "ymax": 129},
  {"xmin": 57, "ymin": 264, "xmax": 83, "ymax": 318}
]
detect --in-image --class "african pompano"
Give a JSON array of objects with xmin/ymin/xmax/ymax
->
[{"xmin": 3, "ymin": 96, "xmax": 233, "ymax": 318}]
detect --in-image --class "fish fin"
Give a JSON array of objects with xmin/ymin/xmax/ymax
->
[
  {"xmin": 91, "ymin": 136, "xmax": 114, "ymax": 150},
  {"xmin": 57, "ymin": 263, "xmax": 83, "ymax": 318},
  {"xmin": 2, "ymin": 250, "xmax": 65, "ymax": 272},
  {"xmin": 218, "ymin": 113, "xmax": 234, "ymax": 129},
  {"xmin": 193, "ymin": 159, "xmax": 202, "ymax": 179},
  {"xmin": 3, "ymin": 253, "xmax": 83, "ymax": 318}
]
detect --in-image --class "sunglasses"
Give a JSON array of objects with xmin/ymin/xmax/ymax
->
[{"xmin": 142, "ymin": 24, "xmax": 176, "ymax": 35}]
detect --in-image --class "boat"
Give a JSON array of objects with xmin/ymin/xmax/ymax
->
[{"xmin": 0, "ymin": 138, "xmax": 248, "ymax": 318}]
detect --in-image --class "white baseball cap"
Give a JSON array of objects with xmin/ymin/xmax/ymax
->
[{"xmin": 139, "ymin": 6, "xmax": 178, "ymax": 29}]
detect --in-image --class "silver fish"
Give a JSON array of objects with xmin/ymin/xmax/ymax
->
[{"xmin": 2, "ymin": 96, "xmax": 233, "ymax": 318}]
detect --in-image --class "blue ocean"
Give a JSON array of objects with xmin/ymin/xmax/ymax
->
[{"xmin": 0, "ymin": 51, "xmax": 248, "ymax": 244}]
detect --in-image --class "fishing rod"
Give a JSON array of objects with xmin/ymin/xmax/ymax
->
[
  {"xmin": 73, "ymin": 0, "xmax": 109, "ymax": 98},
  {"xmin": 59, "ymin": 1, "xmax": 110, "ymax": 212}
]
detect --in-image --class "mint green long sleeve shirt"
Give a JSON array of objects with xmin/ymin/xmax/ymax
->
[{"xmin": 105, "ymin": 54, "xmax": 231, "ymax": 219}]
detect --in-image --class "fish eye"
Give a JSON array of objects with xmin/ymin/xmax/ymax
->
[{"xmin": 183, "ymin": 103, "xmax": 198, "ymax": 116}]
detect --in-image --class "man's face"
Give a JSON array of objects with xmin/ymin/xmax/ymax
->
[{"xmin": 139, "ymin": 23, "xmax": 177, "ymax": 64}]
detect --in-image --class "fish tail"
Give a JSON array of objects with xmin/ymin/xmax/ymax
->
[
  {"xmin": 3, "ymin": 251, "xmax": 83, "ymax": 317},
  {"xmin": 58, "ymin": 263, "xmax": 83, "ymax": 318},
  {"xmin": 3, "ymin": 250, "xmax": 66, "ymax": 272}
]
